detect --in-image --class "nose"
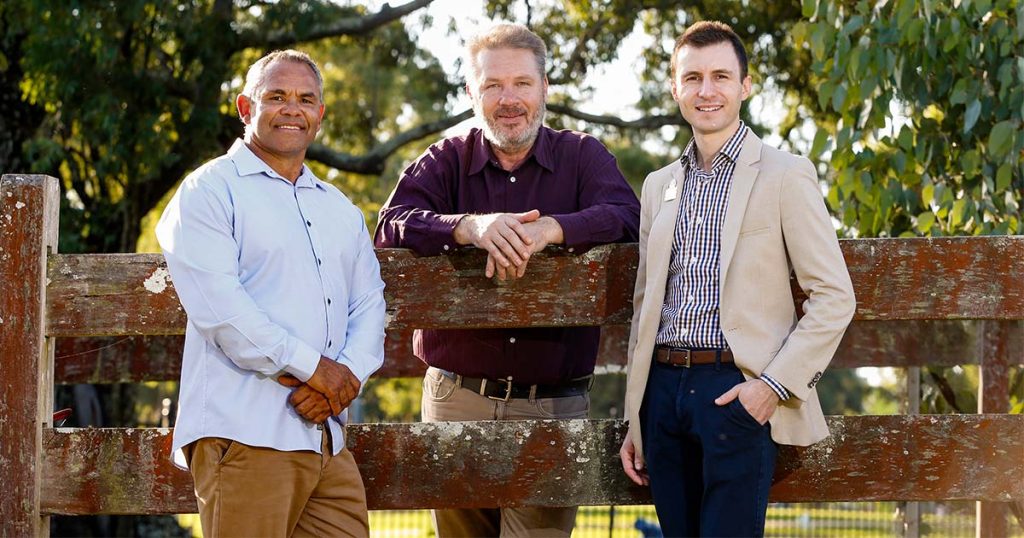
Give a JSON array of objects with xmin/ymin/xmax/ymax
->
[
  {"xmin": 698, "ymin": 77, "xmax": 714, "ymax": 97},
  {"xmin": 497, "ymin": 86, "xmax": 519, "ymax": 105},
  {"xmin": 281, "ymin": 97, "xmax": 302, "ymax": 114}
]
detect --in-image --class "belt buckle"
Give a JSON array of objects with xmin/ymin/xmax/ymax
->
[
  {"xmin": 672, "ymin": 348, "xmax": 691, "ymax": 368},
  {"xmin": 486, "ymin": 376, "xmax": 514, "ymax": 402}
]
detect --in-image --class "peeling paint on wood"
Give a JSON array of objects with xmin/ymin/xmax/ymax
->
[
  {"xmin": 0, "ymin": 174, "xmax": 59, "ymax": 537},
  {"xmin": 53, "ymin": 320, "xmax": 1023, "ymax": 384},
  {"xmin": 45, "ymin": 237, "xmax": 1024, "ymax": 337},
  {"xmin": 39, "ymin": 416, "xmax": 1024, "ymax": 515}
]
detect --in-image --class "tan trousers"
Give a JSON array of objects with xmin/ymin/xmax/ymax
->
[
  {"xmin": 421, "ymin": 367, "xmax": 590, "ymax": 537},
  {"xmin": 183, "ymin": 431, "xmax": 369, "ymax": 538}
]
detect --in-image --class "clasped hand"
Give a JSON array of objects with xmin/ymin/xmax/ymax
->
[
  {"xmin": 454, "ymin": 209, "xmax": 564, "ymax": 281},
  {"xmin": 277, "ymin": 357, "xmax": 360, "ymax": 424}
]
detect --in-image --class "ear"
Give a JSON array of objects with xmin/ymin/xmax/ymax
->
[
  {"xmin": 236, "ymin": 94, "xmax": 252, "ymax": 124},
  {"xmin": 670, "ymin": 76, "xmax": 680, "ymax": 103},
  {"xmin": 542, "ymin": 76, "xmax": 549, "ymax": 99},
  {"xmin": 741, "ymin": 75, "xmax": 752, "ymax": 100},
  {"xmin": 315, "ymin": 103, "xmax": 325, "ymax": 133}
]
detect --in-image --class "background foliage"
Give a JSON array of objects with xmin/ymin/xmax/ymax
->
[{"xmin": 2, "ymin": 1, "xmax": 1021, "ymax": 534}]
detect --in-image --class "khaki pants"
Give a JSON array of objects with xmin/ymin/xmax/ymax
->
[
  {"xmin": 421, "ymin": 367, "xmax": 590, "ymax": 537},
  {"xmin": 183, "ymin": 431, "xmax": 369, "ymax": 537}
]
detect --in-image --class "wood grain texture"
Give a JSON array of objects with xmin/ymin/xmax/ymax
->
[
  {"xmin": 40, "ymin": 415, "xmax": 1024, "ymax": 515},
  {"xmin": 0, "ymin": 174, "xmax": 59, "ymax": 537},
  {"xmin": 45, "ymin": 237, "xmax": 1024, "ymax": 337},
  {"xmin": 53, "ymin": 320, "xmax": 1023, "ymax": 384}
]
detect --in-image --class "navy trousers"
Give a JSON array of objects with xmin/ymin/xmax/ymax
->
[{"xmin": 640, "ymin": 359, "xmax": 778, "ymax": 537}]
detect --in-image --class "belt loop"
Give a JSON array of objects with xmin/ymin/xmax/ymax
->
[
  {"xmin": 528, "ymin": 384, "xmax": 538, "ymax": 402},
  {"xmin": 714, "ymin": 349, "xmax": 722, "ymax": 370}
]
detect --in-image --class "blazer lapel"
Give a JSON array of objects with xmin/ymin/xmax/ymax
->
[
  {"xmin": 647, "ymin": 161, "xmax": 685, "ymax": 287},
  {"xmin": 720, "ymin": 131, "xmax": 763, "ymax": 283}
]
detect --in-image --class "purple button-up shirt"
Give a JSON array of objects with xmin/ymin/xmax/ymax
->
[{"xmin": 375, "ymin": 126, "xmax": 640, "ymax": 384}]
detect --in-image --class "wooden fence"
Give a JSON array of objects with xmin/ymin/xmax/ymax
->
[{"xmin": 2, "ymin": 174, "xmax": 1021, "ymax": 537}]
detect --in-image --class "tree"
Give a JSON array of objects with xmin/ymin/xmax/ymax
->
[{"xmin": 798, "ymin": 0, "xmax": 1023, "ymax": 237}]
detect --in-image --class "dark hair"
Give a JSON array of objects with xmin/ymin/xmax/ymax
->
[
  {"xmin": 243, "ymin": 49, "xmax": 324, "ymax": 100},
  {"xmin": 671, "ymin": 21, "xmax": 748, "ymax": 80}
]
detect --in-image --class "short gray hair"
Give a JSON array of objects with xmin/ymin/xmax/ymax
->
[
  {"xmin": 242, "ymin": 49, "xmax": 324, "ymax": 100},
  {"xmin": 465, "ymin": 23, "xmax": 547, "ymax": 81}
]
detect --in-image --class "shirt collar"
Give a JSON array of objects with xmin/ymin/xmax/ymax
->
[
  {"xmin": 467, "ymin": 126, "xmax": 555, "ymax": 175},
  {"xmin": 680, "ymin": 121, "xmax": 748, "ymax": 171},
  {"xmin": 228, "ymin": 139, "xmax": 324, "ymax": 190}
]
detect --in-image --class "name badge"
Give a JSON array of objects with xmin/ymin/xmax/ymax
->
[{"xmin": 664, "ymin": 180, "xmax": 677, "ymax": 201}]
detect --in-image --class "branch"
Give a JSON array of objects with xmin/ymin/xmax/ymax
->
[
  {"xmin": 925, "ymin": 367, "xmax": 965, "ymax": 413},
  {"xmin": 547, "ymin": 103, "xmax": 685, "ymax": 129},
  {"xmin": 238, "ymin": 0, "xmax": 435, "ymax": 50},
  {"xmin": 547, "ymin": 19, "xmax": 607, "ymax": 86},
  {"xmin": 307, "ymin": 109, "xmax": 473, "ymax": 174}
]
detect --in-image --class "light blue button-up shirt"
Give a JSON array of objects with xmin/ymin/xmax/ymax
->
[{"xmin": 157, "ymin": 139, "xmax": 385, "ymax": 466}]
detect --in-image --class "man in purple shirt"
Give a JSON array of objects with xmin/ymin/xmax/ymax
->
[{"xmin": 375, "ymin": 23, "xmax": 639, "ymax": 538}]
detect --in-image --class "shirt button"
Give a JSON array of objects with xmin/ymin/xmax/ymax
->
[
  {"xmin": 443, "ymin": 244, "xmax": 449, "ymax": 251},
  {"xmin": 327, "ymin": 298, "xmax": 332, "ymax": 305},
  {"xmin": 509, "ymin": 337, "xmax": 516, "ymax": 343},
  {"xmin": 688, "ymin": 295, "xmax": 694, "ymax": 303},
  {"xmin": 690, "ymin": 257, "xmax": 697, "ymax": 265},
  {"xmin": 306, "ymin": 220, "xmax": 312, "ymax": 227},
  {"xmin": 680, "ymin": 328, "xmax": 688, "ymax": 335},
  {"xmin": 509, "ymin": 176, "xmax": 516, "ymax": 183},
  {"xmin": 567, "ymin": 247, "xmax": 574, "ymax": 253},
  {"xmin": 695, "ymin": 216, "xmax": 703, "ymax": 224},
  {"xmin": 317, "ymin": 258, "xmax": 322, "ymax": 265},
  {"xmin": 328, "ymin": 340, "xmax": 333, "ymax": 347}
]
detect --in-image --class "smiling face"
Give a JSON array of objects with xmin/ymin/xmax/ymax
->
[
  {"xmin": 671, "ymin": 41, "xmax": 751, "ymax": 144},
  {"xmin": 236, "ymin": 59, "xmax": 324, "ymax": 177},
  {"xmin": 467, "ymin": 47, "xmax": 547, "ymax": 155}
]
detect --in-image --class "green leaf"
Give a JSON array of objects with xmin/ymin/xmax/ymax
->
[
  {"xmin": 960, "ymin": 149, "xmax": 980, "ymax": 178},
  {"xmin": 898, "ymin": 127, "xmax": 914, "ymax": 153},
  {"xmin": 963, "ymin": 99, "xmax": 981, "ymax": 135},
  {"xmin": 996, "ymin": 163, "xmax": 1013, "ymax": 191},
  {"xmin": 832, "ymin": 83, "xmax": 847, "ymax": 113},
  {"xmin": 922, "ymin": 183, "xmax": 935, "ymax": 207},
  {"xmin": 810, "ymin": 128, "xmax": 831, "ymax": 159},
  {"xmin": 949, "ymin": 79, "xmax": 968, "ymax": 105},
  {"xmin": 916, "ymin": 211, "xmax": 935, "ymax": 234},
  {"xmin": 802, "ymin": 0, "xmax": 817, "ymax": 18},
  {"xmin": 988, "ymin": 120, "xmax": 1017, "ymax": 159},
  {"xmin": 950, "ymin": 198, "xmax": 967, "ymax": 227},
  {"xmin": 895, "ymin": 0, "xmax": 917, "ymax": 30}
]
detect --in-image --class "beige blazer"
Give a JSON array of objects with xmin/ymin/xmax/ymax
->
[{"xmin": 624, "ymin": 131, "xmax": 856, "ymax": 455}]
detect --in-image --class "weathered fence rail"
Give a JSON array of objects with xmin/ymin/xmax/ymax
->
[{"xmin": 2, "ymin": 173, "xmax": 1022, "ymax": 537}]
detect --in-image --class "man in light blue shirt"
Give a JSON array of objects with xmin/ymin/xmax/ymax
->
[{"xmin": 156, "ymin": 49, "xmax": 385, "ymax": 537}]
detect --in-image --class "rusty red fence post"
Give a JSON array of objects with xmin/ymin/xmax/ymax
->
[
  {"xmin": 976, "ymin": 320, "xmax": 1017, "ymax": 538},
  {"xmin": 0, "ymin": 175, "xmax": 59, "ymax": 538}
]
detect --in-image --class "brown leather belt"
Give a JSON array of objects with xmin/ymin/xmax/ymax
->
[
  {"xmin": 438, "ymin": 369, "xmax": 592, "ymax": 401},
  {"xmin": 654, "ymin": 345, "xmax": 733, "ymax": 367}
]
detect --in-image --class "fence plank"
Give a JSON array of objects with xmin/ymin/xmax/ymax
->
[
  {"xmin": 40, "ymin": 415, "xmax": 1023, "ymax": 515},
  {"xmin": 54, "ymin": 320, "xmax": 1024, "ymax": 384},
  {"xmin": 0, "ymin": 174, "xmax": 60, "ymax": 537},
  {"xmin": 45, "ymin": 237, "xmax": 1024, "ymax": 337}
]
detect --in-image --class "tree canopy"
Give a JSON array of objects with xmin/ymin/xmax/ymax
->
[{"xmin": 1, "ymin": 0, "xmax": 1020, "ymax": 253}]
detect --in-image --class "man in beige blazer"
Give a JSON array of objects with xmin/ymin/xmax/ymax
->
[{"xmin": 618, "ymin": 21, "xmax": 856, "ymax": 537}]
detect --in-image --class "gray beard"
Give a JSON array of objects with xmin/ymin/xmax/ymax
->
[{"xmin": 477, "ymin": 103, "xmax": 546, "ymax": 154}]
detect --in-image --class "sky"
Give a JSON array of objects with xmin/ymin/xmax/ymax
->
[{"xmin": 406, "ymin": 0, "xmax": 789, "ymax": 147}]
